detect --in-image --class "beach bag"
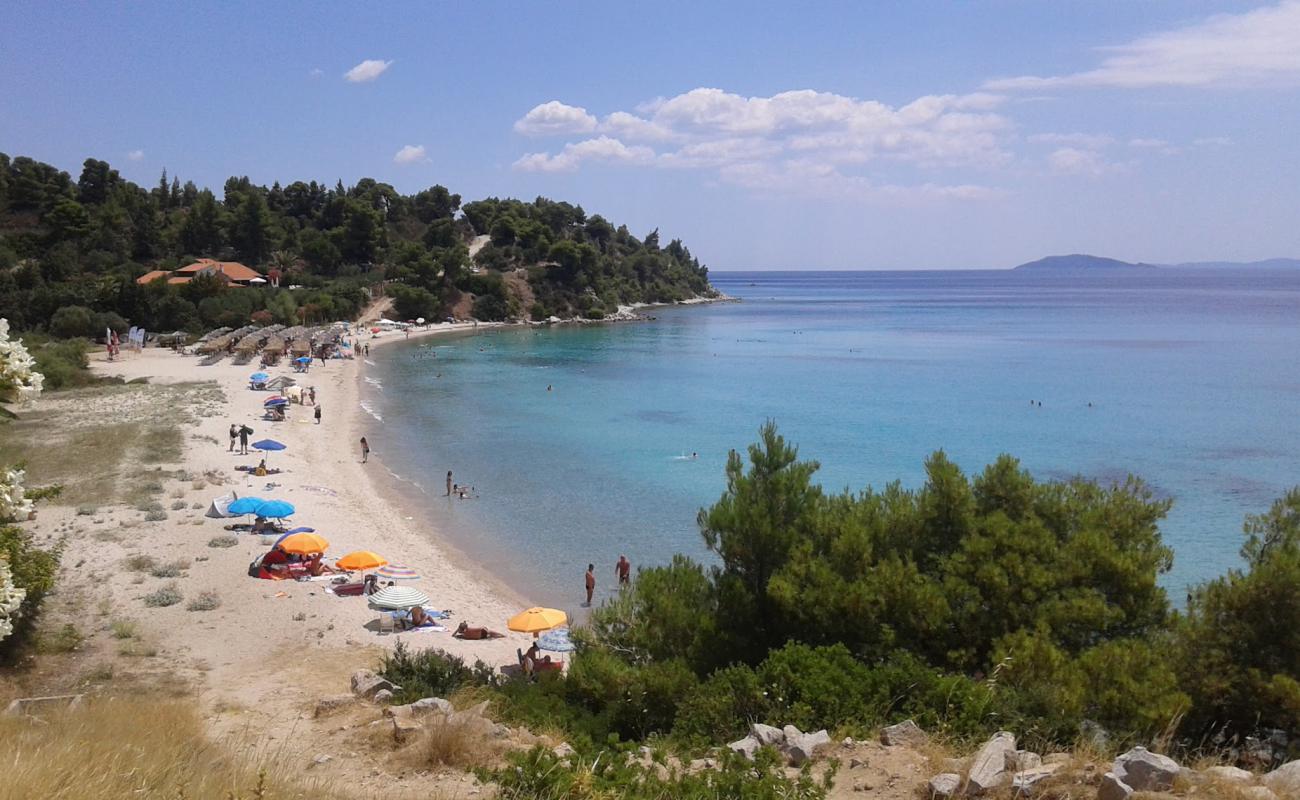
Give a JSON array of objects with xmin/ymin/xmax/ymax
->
[{"xmin": 247, "ymin": 554, "xmax": 265, "ymax": 578}]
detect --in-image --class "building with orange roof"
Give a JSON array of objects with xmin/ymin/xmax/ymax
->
[{"xmin": 136, "ymin": 259, "xmax": 265, "ymax": 287}]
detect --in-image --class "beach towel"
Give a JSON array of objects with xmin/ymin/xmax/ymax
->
[
  {"xmin": 402, "ymin": 624, "xmax": 447, "ymax": 634},
  {"xmin": 296, "ymin": 574, "xmax": 338, "ymax": 582}
]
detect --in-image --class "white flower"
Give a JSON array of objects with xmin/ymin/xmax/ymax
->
[
  {"xmin": 0, "ymin": 467, "xmax": 33, "ymax": 524},
  {"xmin": 0, "ymin": 319, "xmax": 43, "ymax": 404},
  {"xmin": 0, "ymin": 558, "xmax": 26, "ymax": 642}
]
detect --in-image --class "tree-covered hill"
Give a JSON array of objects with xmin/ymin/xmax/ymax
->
[{"xmin": 0, "ymin": 153, "xmax": 714, "ymax": 334}]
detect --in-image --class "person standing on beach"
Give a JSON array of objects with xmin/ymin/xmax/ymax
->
[
  {"xmin": 314, "ymin": 405, "xmax": 322, "ymax": 425},
  {"xmin": 615, "ymin": 555, "xmax": 631, "ymax": 587},
  {"xmin": 584, "ymin": 564, "xmax": 595, "ymax": 606},
  {"xmin": 228, "ymin": 424, "xmax": 238, "ymax": 452},
  {"xmin": 238, "ymin": 424, "xmax": 252, "ymax": 455},
  {"xmin": 308, "ymin": 386, "xmax": 316, "ymax": 405},
  {"xmin": 446, "ymin": 471, "xmax": 453, "ymax": 496},
  {"xmin": 360, "ymin": 437, "xmax": 370, "ymax": 463}
]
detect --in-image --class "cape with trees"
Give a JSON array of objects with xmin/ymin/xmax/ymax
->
[{"xmin": 0, "ymin": 153, "xmax": 714, "ymax": 335}]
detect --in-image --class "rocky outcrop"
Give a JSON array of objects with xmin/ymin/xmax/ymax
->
[
  {"xmin": 1098, "ymin": 771, "xmax": 1132, "ymax": 800},
  {"xmin": 1112, "ymin": 746, "xmax": 1179, "ymax": 792},
  {"xmin": 965, "ymin": 731, "xmax": 1016, "ymax": 794},
  {"xmin": 784, "ymin": 728, "xmax": 831, "ymax": 766},
  {"xmin": 928, "ymin": 773, "xmax": 962, "ymax": 798},
  {"xmin": 725, "ymin": 722, "xmax": 831, "ymax": 767},
  {"xmin": 881, "ymin": 719, "xmax": 928, "ymax": 748},
  {"xmin": 313, "ymin": 693, "xmax": 355, "ymax": 717},
  {"xmin": 350, "ymin": 669, "xmax": 398, "ymax": 699},
  {"xmin": 1205, "ymin": 765, "xmax": 1254, "ymax": 784},
  {"xmin": 1265, "ymin": 760, "xmax": 1300, "ymax": 795}
]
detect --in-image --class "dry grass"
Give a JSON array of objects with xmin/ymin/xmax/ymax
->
[
  {"xmin": 396, "ymin": 712, "xmax": 508, "ymax": 771},
  {"xmin": 0, "ymin": 697, "xmax": 353, "ymax": 800}
]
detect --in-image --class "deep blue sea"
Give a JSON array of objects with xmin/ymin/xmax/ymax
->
[{"xmin": 365, "ymin": 269, "xmax": 1300, "ymax": 611}]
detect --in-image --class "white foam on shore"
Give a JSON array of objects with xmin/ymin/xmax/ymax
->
[
  {"xmin": 364, "ymin": 376, "xmax": 384, "ymax": 391},
  {"xmin": 364, "ymin": 359, "xmax": 377, "ymax": 366},
  {"xmin": 359, "ymin": 401, "xmax": 383, "ymax": 422}
]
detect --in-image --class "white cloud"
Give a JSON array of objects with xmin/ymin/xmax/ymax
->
[
  {"xmin": 1028, "ymin": 132, "xmax": 1115, "ymax": 148},
  {"xmin": 987, "ymin": 1, "xmax": 1300, "ymax": 90},
  {"xmin": 127, "ymin": 149, "xmax": 144, "ymax": 161},
  {"xmin": 344, "ymin": 59, "xmax": 393, "ymax": 83},
  {"xmin": 393, "ymin": 145, "xmax": 429, "ymax": 165},
  {"xmin": 513, "ymin": 101, "xmax": 598, "ymax": 136},
  {"xmin": 513, "ymin": 136, "xmax": 655, "ymax": 172},
  {"xmin": 1047, "ymin": 147, "xmax": 1125, "ymax": 176},
  {"xmin": 511, "ymin": 87, "xmax": 1012, "ymax": 199},
  {"xmin": 309, "ymin": 68, "xmax": 324, "ymax": 79}
]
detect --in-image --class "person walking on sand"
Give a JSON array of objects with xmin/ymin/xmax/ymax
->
[
  {"xmin": 308, "ymin": 386, "xmax": 316, "ymax": 405},
  {"xmin": 584, "ymin": 563, "xmax": 595, "ymax": 606},
  {"xmin": 228, "ymin": 423, "xmax": 238, "ymax": 452},
  {"xmin": 446, "ymin": 470, "xmax": 453, "ymax": 497},
  {"xmin": 615, "ymin": 555, "xmax": 631, "ymax": 587},
  {"xmin": 314, "ymin": 405, "xmax": 322, "ymax": 425},
  {"xmin": 238, "ymin": 424, "xmax": 252, "ymax": 455},
  {"xmin": 360, "ymin": 437, "xmax": 370, "ymax": 463}
]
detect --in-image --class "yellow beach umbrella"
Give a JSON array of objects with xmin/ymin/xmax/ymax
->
[
  {"xmin": 335, "ymin": 550, "xmax": 387, "ymax": 571},
  {"xmin": 507, "ymin": 607, "xmax": 567, "ymax": 634},
  {"xmin": 277, "ymin": 532, "xmax": 330, "ymax": 555}
]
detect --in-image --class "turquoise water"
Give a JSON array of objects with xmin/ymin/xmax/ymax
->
[{"xmin": 365, "ymin": 269, "xmax": 1300, "ymax": 609}]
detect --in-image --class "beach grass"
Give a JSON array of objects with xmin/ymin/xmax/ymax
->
[{"xmin": 0, "ymin": 697, "xmax": 353, "ymax": 800}]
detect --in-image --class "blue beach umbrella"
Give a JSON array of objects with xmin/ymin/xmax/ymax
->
[
  {"xmin": 252, "ymin": 439, "xmax": 286, "ymax": 452},
  {"xmin": 255, "ymin": 499, "xmax": 295, "ymax": 519},
  {"xmin": 295, "ymin": 356, "xmax": 311, "ymax": 364},
  {"xmin": 249, "ymin": 372, "xmax": 269, "ymax": 383},
  {"xmin": 537, "ymin": 627, "xmax": 576, "ymax": 653},
  {"xmin": 263, "ymin": 397, "xmax": 289, "ymax": 407},
  {"xmin": 227, "ymin": 496, "xmax": 267, "ymax": 516}
]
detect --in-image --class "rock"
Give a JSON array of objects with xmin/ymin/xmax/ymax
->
[
  {"xmin": 1243, "ymin": 787, "xmax": 1278, "ymax": 800},
  {"xmin": 1043, "ymin": 753, "xmax": 1072, "ymax": 765},
  {"xmin": 489, "ymin": 723, "xmax": 510, "ymax": 739},
  {"xmin": 1113, "ymin": 746, "xmax": 1179, "ymax": 792},
  {"xmin": 411, "ymin": 697, "xmax": 454, "ymax": 716},
  {"xmin": 372, "ymin": 689, "xmax": 393, "ymax": 704},
  {"xmin": 782, "ymin": 723, "xmax": 804, "ymax": 742},
  {"xmin": 4, "ymin": 694, "xmax": 85, "ymax": 717},
  {"xmin": 313, "ymin": 694, "xmax": 355, "ymax": 718},
  {"xmin": 1011, "ymin": 763, "xmax": 1062, "ymax": 791},
  {"xmin": 1265, "ymin": 760, "xmax": 1300, "ymax": 795},
  {"xmin": 784, "ymin": 729, "xmax": 831, "ymax": 766},
  {"xmin": 311, "ymin": 754, "xmax": 332, "ymax": 766},
  {"xmin": 1205, "ymin": 765, "xmax": 1254, "ymax": 784},
  {"xmin": 849, "ymin": 757, "xmax": 865, "ymax": 769},
  {"xmin": 553, "ymin": 742, "xmax": 575, "ymax": 759},
  {"xmin": 688, "ymin": 758, "xmax": 716, "ymax": 772},
  {"xmin": 881, "ymin": 719, "xmax": 928, "ymax": 748},
  {"xmin": 927, "ymin": 773, "xmax": 962, "ymax": 799},
  {"xmin": 966, "ymin": 731, "xmax": 1016, "ymax": 794},
  {"xmin": 751, "ymin": 722, "xmax": 785, "ymax": 747},
  {"xmin": 1006, "ymin": 750, "xmax": 1041, "ymax": 771},
  {"xmin": 391, "ymin": 716, "xmax": 422, "ymax": 743},
  {"xmin": 1098, "ymin": 772, "xmax": 1133, "ymax": 800},
  {"xmin": 350, "ymin": 670, "xmax": 397, "ymax": 699},
  {"xmin": 728, "ymin": 735, "xmax": 760, "ymax": 760}
]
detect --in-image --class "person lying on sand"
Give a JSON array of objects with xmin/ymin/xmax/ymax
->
[
  {"xmin": 306, "ymin": 554, "xmax": 341, "ymax": 577},
  {"xmin": 454, "ymin": 621, "xmax": 505, "ymax": 640}
]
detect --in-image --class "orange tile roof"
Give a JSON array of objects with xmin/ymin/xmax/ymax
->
[
  {"xmin": 177, "ymin": 258, "xmax": 261, "ymax": 282},
  {"xmin": 137, "ymin": 270, "xmax": 171, "ymax": 284},
  {"xmin": 166, "ymin": 276, "xmax": 193, "ymax": 284}
]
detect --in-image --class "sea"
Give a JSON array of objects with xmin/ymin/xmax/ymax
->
[{"xmin": 364, "ymin": 269, "xmax": 1300, "ymax": 611}]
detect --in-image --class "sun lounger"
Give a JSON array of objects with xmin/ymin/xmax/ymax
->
[{"xmin": 378, "ymin": 613, "xmax": 395, "ymax": 635}]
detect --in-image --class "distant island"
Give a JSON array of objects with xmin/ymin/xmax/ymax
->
[{"xmin": 1014, "ymin": 253, "xmax": 1300, "ymax": 271}]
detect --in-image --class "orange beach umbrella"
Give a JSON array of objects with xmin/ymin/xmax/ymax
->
[
  {"xmin": 277, "ymin": 532, "xmax": 330, "ymax": 555},
  {"xmin": 335, "ymin": 550, "xmax": 387, "ymax": 571},
  {"xmin": 507, "ymin": 607, "xmax": 567, "ymax": 634}
]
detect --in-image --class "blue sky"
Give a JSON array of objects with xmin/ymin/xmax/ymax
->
[{"xmin": 3, "ymin": 1, "xmax": 1298, "ymax": 269}]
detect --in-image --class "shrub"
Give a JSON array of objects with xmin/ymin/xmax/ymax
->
[
  {"xmin": 169, "ymin": 500, "xmax": 186, "ymax": 511},
  {"xmin": 672, "ymin": 664, "xmax": 769, "ymax": 744},
  {"xmin": 186, "ymin": 591, "xmax": 221, "ymax": 612},
  {"xmin": 143, "ymin": 583, "xmax": 182, "ymax": 608},
  {"xmin": 144, "ymin": 509, "xmax": 168, "ymax": 522},
  {"xmin": 124, "ymin": 554, "xmax": 157, "ymax": 572},
  {"xmin": 37, "ymin": 623, "xmax": 83, "ymax": 654},
  {"xmin": 149, "ymin": 559, "xmax": 188, "ymax": 578},
  {"xmin": 400, "ymin": 713, "xmax": 505, "ymax": 770},
  {"xmin": 379, "ymin": 643, "xmax": 495, "ymax": 703},
  {"xmin": 110, "ymin": 620, "xmax": 136, "ymax": 639},
  {"xmin": 208, "ymin": 535, "xmax": 239, "ymax": 548}
]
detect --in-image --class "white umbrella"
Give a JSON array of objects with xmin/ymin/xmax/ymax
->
[{"xmin": 369, "ymin": 585, "xmax": 429, "ymax": 610}]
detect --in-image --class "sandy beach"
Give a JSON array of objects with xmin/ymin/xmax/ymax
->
[{"xmin": 9, "ymin": 322, "xmax": 548, "ymax": 792}]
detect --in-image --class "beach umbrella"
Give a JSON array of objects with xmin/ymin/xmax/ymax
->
[
  {"xmin": 507, "ymin": 607, "xmax": 567, "ymax": 635},
  {"xmin": 252, "ymin": 439, "xmax": 286, "ymax": 451},
  {"xmin": 537, "ymin": 627, "xmax": 576, "ymax": 653},
  {"xmin": 374, "ymin": 564, "xmax": 420, "ymax": 581},
  {"xmin": 369, "ymin": 585, "xmax": 430, "ymax": 610},
  {"xmin": 336, "ymin": 550, "xmax": 387, "ymax": 571},
  {"xmin": 263, "ymin": 396, "xmax": 288, "ymax": 406},
  {"xmin": 249, "ymin": 372, "xmax": 269, "ymax": 383},
  {"xmin": 254, "ymin": 499, "xmax": 295, "ymax": 519},
  {"xmin": 227, "ymin": 496, "xmax": 267, "ymax": 516},
  {"xmin": 272, "ymin": 527, "xmax": 315, "ymax": 547},
  {"xmin": 295, "ymin": 356, "xmax": 311, "ymax": 364},
  {"xmin": 277, "ymin": 532, "xmax": 330, "ymax": 555}
]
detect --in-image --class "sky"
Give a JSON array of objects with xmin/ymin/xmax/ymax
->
[{"xmin": 2, "ymin": 1, "xmax": 1298, "ymax": 270}]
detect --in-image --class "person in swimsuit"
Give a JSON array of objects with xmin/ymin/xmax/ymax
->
[{"xmin": 615, "ymin": 555, "xmax": 631, "ymax": 586}]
